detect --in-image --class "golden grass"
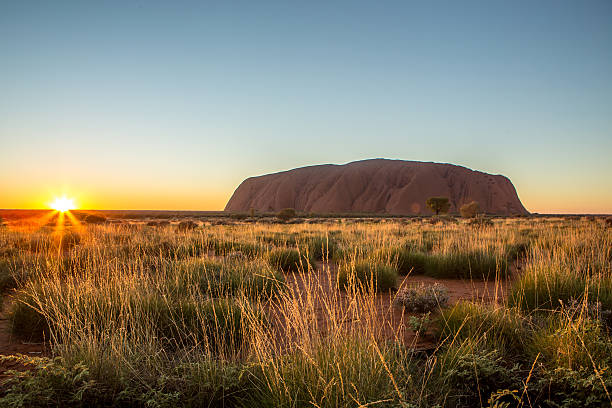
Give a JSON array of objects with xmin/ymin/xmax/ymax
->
[{"xmin": 0, "ymin": 217, "xmax": 610, "ymax": 407}]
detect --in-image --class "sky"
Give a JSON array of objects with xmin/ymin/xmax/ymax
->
[{"xmin": 1, "ymin": 1, "xmax": 611, "ymax": 214}]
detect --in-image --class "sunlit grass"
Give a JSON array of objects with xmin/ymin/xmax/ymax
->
[{"xmin": 0, "ymin": 216, "xmax": 609, "ymax": 406}]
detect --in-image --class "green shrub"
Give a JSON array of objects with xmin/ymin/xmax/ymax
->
[
  {"xmin": 437, "ymin": 347, "xmax": 521, "ymax": 408},
  {"xmin": 337, "ymin": 261, "xmax": 398, "ymax": 292},
  {"xmin": 267, "ymin": 248, "xmax": 314, "ymax": 272},
  {"xmin": 531, "ymin": 366, "xmax": 612, "ymax": 408},
  {"xmin": 0, "ymin": 356, "xmax": 113, "ymax": 407}
]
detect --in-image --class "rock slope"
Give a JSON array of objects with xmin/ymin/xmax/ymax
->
[{"xmin": 225, "ymin": 159, "xmax": 528, "ymax": 215}]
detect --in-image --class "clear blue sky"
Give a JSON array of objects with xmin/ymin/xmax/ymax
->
[{"xmin": 1, "ymin": 1, "xmax": 611, "ymax": 213}]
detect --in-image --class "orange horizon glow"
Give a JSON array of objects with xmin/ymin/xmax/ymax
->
[{"xmin": 0, "ymin": 185, "xmax": 610, "ymax": 215}]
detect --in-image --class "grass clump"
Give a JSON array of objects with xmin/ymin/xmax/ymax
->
[
  {"xmin": 9, "ymin": 299, "xmax": 50, "ymax": 342},
  {"xmin": 337, "ymin": 261, "xmax": 398, "ymax": 292},
  {"xmin": 510, "ymin": 266, "xmax": 612, "ymax": 313},
  {"xmin": 438, "ymin": 301, "xmax": 529, "ymax": 357},
  {"xmin": 375, "ymin": 247, "xmax": 427, "ymax": 275},
  {"xmin": 425, "ymin": 250, "xmax": 507, "ymax": 279},
  {"xmin": 173, "ymin": 258, "xmax": 285, "ymax": 299},
  {"xmin": 267, "ymin": 248, "xmax": 314, "ymax": 272},
  {"xmin": 307, "ymin": 235, "xmax": 338, "ymax": 261},
  {"xmin": 529, "ymin": 311, "xmax": 612, "ymax": 370},
  {"xmin": 245, "ymin": 337, "xmax": 411, "ymax": 407}
]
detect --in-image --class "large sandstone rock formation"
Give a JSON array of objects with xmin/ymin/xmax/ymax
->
[{"xmin": 225, "ymin": 159, "xmax": 528, "ymax": 215}]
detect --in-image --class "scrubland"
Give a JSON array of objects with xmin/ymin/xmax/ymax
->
[{"xmin": 0, "ymin": 216, "xmax": 610, "ymax": 407}]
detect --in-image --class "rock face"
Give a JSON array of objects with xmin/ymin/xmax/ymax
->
[{"xmin": 225, "ymin": 159, "xmax": 528, "ymax": 215}]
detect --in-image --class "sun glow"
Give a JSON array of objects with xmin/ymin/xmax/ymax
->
[{"xmin": 50, "ymin": 196, "xmax": 76, "ymax": 212}]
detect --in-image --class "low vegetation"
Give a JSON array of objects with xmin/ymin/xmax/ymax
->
[
  {"xmin": 0, "ymin": 215, "xmax": 610, "ymax": 407},
  {"xmin": 337, "ymin": 260, "xmax": 398, "ymax": 292},
  {"xmin": 395, "ymin": 282, "xmax": 449, "ymax": 312}
]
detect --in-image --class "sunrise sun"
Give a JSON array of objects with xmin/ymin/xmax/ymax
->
[{"xmin": 50, "ymin": 196, "xmax": 76, "ymax": 212}]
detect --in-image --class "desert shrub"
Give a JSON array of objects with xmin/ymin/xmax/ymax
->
[
  {"xmin": 531, "ymin": 366, "xmax": 612, "ymax": 408},
  {"xmin": 0, "ymin": 355, "xmax": 254, "ymax": 408},
  {"xmin": 459, "ymin": 201, "xmax": 480, "ymax": 218},
  {"xmin": 407, "ymin": 312, "xmax": 433, "ymax": 333},
  {"xmin": 0, "ymin": 356, "xmax": 113, "ymax": 408},
  {"xmin": 438, "ymin": 302, "xmax": 529, "ymax": 357},
  {"xmin": 375, "ymin": 247, "xmax": 427, "ymax": 275},
  {"xmin": 437, "ymin": 347, "xmax": 521, "ymax": 408},
  {"xmin": 337, "ymin": 261, "xmax": 398, "ymax": 292},
  {"xmin": 394, "ymin": 283, "xmax": 449, "ymax": 313},
  {"xmin": 267, "ymin": 248, "xmax": 314, "ymax": 272},
  {"xmin": 277, "ymin": 208, "xmax": 297, "ymax": 222}
]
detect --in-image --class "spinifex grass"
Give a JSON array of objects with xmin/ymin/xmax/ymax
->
[{"xmin": 0, "ymin": 217, "xmax": 609, "ymax": 407}]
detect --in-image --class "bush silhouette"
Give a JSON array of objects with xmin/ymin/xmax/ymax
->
[{"xmin": 426, "ymin": 197, "xmax": 450, "ymax": 215}]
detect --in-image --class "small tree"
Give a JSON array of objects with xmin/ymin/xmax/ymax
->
[
  {"xmin": 460, "ymin": 201, "xmax": 480, "ymax": 218},
  {"xmin": 426, "ymin": 197, "xmax": 450, "ymax": 215},
  {"xmin": 277, "ymin": 208, "xmax": 297, "ymax": 221}
]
